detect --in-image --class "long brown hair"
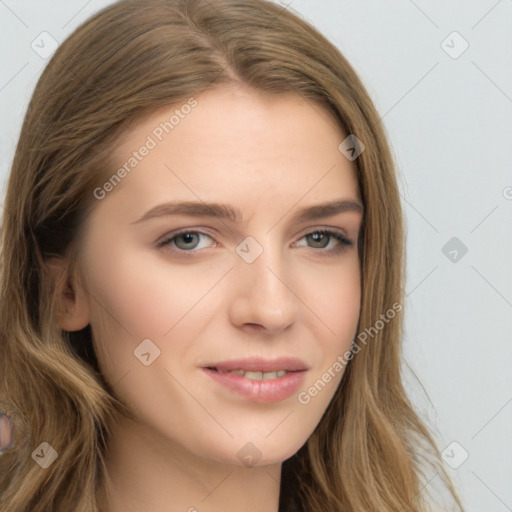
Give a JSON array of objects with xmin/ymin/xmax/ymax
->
[{"xmin": 0, "ymin": 0, "xmax": 464, "ymax": 510}]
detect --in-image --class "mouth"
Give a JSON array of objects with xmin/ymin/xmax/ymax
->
[{"xmin": 200, "ymin": 357, "xmax": 309, "ymax": 403}]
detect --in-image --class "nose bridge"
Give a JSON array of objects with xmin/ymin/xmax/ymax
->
[
  {"xmin": 232, "ymin": 232, "xmax": 297, "ymax": 329},
  {"xmin": 236, "ymin": 233, "xmax": 284, "ymax": 285}
]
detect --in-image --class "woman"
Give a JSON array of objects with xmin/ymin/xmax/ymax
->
[{"xmin": 0, "ymin": 0, "xmax": 465, "ymax": 510}]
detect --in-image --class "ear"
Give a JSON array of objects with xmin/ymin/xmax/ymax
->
[{"xmin": 46, "ymin": 257, "xmax": 90, "ymax": 331}]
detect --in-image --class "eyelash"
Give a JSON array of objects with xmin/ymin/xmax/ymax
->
[{"xmin": 156, "ymin": 228, "xmax": 353, "ymax": 257}]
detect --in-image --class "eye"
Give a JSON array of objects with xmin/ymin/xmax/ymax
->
[
  {"xmin": 156, "ymin": 228, "xmax": 353, "ymax": 257},
  {"xmin": 295, "ymin": 229, "xmax": 353, "ymax": 255},
  {"xmin": 157, "ymin": 230, "xmax": 215, "ymax": 253}
]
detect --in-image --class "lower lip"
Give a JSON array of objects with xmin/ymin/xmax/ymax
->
[{"xmin": 202, "ymin": 368, "xmax": 307, "ymax": 403}]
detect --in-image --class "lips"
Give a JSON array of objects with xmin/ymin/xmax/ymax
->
[{"xmin": 201, "ymin": 357, "xmax": 309, "ymax": 403}]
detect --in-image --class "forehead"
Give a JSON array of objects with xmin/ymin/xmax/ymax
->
[{"xmin": 104, "ymin": 84, "xmax": 360, "ymax": 209}]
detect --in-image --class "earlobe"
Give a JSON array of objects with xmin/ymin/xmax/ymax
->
[{"xmin": 46, "ymin": 257, "xmax": 90, "ymax": 332}]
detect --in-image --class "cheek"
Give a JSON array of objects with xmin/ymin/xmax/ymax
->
[
  {"xmin": 297, "ymin": 257, "xmax": 361, "ymax": 400},
  {"xmin": 84, "ymin": 244, "xmax": 225, "ymax": 381},
  {"xmin": 86, "ymin": 247, "xmax": 199, "ymax": 339},
  {"xmin": 302, "ymin": 255, "xmax": 361, "ymax": 344}
]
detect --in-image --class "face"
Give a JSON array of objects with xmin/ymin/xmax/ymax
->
[{"xmin": 73, "ymin": 84, "xmax": 363, "ymax": 467}]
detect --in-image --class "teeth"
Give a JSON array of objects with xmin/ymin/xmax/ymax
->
[
  {"xmin": 227, "ymin": 369, "xmax": 288, "ymax": 380},
  {"xmin": 244, "ymin": 371, "xmax": 263, "ymax": 380}
]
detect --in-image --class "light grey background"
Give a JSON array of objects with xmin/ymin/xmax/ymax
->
[{"xmin": 1, "ymin": 1, "xmax": 511, "ymax": 510}]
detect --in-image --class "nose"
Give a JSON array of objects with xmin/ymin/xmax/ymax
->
[{"xmin": 229, "ymin": 236, "xmax": 298, "ymax": 334}]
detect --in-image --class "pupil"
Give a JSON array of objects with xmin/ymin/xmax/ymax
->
[{"xmin": 178, "ymin": 233, "xmax": 197, "ymax": 249}]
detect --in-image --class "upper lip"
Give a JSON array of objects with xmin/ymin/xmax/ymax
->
[{"xmin": 202, "ymin": 357, "xmax": 309, "ymax": 373}]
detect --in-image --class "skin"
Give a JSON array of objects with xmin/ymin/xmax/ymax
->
[
  {"xmin": 0, "ymin": 413, "xmax": 14, "ymax": 452},
  {"xmin": 53, "ymin": 83, "xmax": 363, "ymax": 512}
]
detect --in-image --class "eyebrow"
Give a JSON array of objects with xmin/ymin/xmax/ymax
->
[{"xmin": 131, "ymin": 198, "xmax": 363, "ymax": 225}]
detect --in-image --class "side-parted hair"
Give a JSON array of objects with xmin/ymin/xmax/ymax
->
[{"xmin": 0, "ymin": 1, "xmax": 464, "ymax": 511}]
